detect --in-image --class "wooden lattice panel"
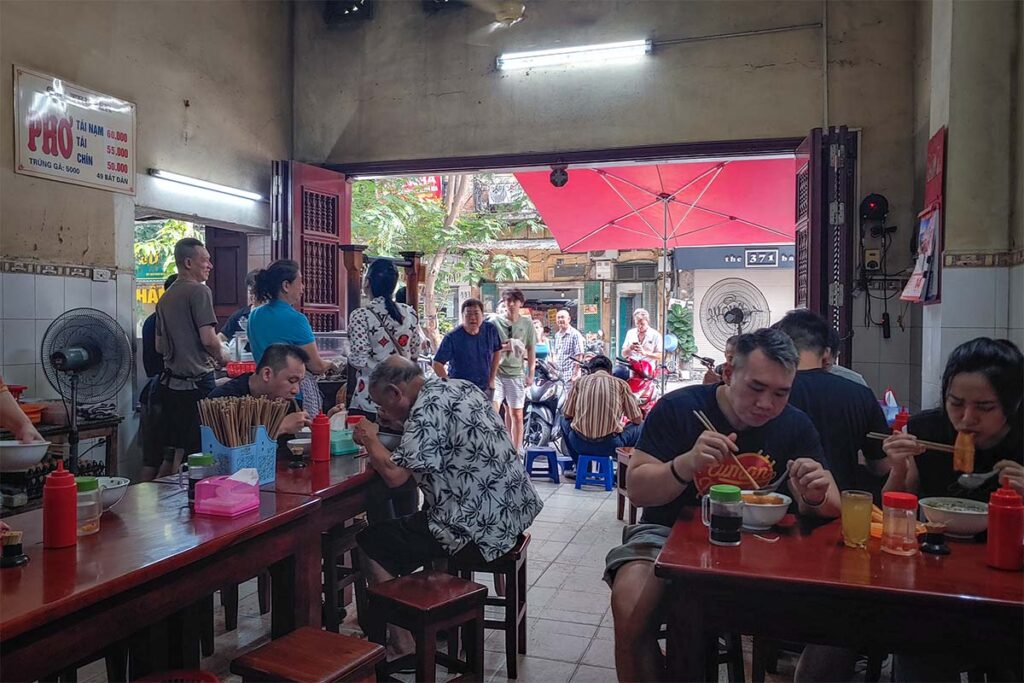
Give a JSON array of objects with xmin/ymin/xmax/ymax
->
[
  {"xmin": 302, "ymin": 189, "xmax": 339, "ymax": 237},
  {"xmin": 302, "ymin": 240, "xmax": 338, "ymax": 306},
  {"xmin": 796, "ymin": 166, "xmax": 810, "ymax": 222},
  {"xmin": 306, "ymin": 310, "xmax": 340, "ymax": 333}
]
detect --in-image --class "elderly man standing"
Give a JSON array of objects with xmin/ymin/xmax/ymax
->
[
  {"xmin": 147, "ymin": 238, "xmax": 228, "ymax": 481},
  {"xmin": 551, "ymin": 309, "xmax": 585, "ymax": 383},
  {"xmin": 620, "ymin": 308, "xmax": 662, "ymax": 363},
  {"xmin": 353, "ymin": 357, "xmax": 543, "ymax": 657}
]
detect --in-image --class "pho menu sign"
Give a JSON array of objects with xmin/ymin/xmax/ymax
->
[{"xmin": 14, "ymin": 65, "xmax": 136, "ymax": 195}]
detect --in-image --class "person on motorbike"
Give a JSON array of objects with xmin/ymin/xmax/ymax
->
[{"xmin": 558, "ymin": 355, "xmax": 643, "ymax": 480}]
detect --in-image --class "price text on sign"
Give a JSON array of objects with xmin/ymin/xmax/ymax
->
[{"xmin": 14, "ymin": 65, "xmax": 137, "ymax": 195}]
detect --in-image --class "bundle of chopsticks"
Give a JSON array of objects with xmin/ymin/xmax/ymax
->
[{"xmin": 198, "ymin": 396, "xmax": 294, "ymax": 446}]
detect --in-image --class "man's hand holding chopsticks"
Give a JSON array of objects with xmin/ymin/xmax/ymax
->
[{"xmin": 279, "ymin": 411, "xmax": 310, "ymax": 436}]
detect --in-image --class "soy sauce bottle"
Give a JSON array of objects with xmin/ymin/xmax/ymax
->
[{"xmin": 701, "ymin": 484, "xmax": 744, "ymax": 546}]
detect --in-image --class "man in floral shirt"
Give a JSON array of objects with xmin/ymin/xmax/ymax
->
[{"xmin": 353, "ymin": 356, "xmax": 543, "ymax": 656}]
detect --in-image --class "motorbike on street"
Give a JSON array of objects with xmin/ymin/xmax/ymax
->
[
  {"xmin": 523, "ymin": 360, "xmax": 567, "ymax": 449},
  {"xmin": 615, "ymin": 356, "xmax": 662, "ymax": 418}
]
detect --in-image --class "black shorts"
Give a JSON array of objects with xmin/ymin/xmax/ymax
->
[
  {"xmin": 155, "ymin": 373, "xmax": 215, "ymax": 455},
  {"xmin": 139, "ymin": 378, "xmax": 173, "ymax": 468},
  {"xmin": 356, "ymin": 511, "xmax": 484, "ymax": 577}
]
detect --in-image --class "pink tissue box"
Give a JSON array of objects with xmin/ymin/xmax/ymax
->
[{"xmin": 194, "ymin": 475, "xmax": 260, "ymax": 517}]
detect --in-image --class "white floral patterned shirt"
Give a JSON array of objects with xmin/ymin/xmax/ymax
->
[
  {"xmin": 348, "ymin": 297, "xmax": 422, "ymax": 413},
  {"xmin": 392, "ymin": 377, "xmax": 544, "ymax": 561}
]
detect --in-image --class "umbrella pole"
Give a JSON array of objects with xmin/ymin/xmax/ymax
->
[{"xmin": 661, "ymin": 202, "xmax": 669, "ymax": 396}]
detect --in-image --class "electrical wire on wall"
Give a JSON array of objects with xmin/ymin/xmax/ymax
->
[{"xmin": 857, "ymin": 194, "xmax": 910, "ymax": 335}]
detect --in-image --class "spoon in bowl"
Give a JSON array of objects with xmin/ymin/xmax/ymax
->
[{"xmin": 958, "ymin": 470, "xmax": 998, "ymax": 490}]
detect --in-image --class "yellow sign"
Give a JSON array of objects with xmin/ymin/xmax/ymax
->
[{"xmin": 136, "ymin": 283, "xmax": 166, "ymax": 305}]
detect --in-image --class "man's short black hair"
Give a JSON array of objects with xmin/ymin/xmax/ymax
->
[
  {"xmin": 732, "ymin": 328, "xmax": 799, "ymax": 371},
  {"xmin": 461, "ymin": 298, "xmax": 484, "ymax": 313},
  {"xmin": 501, "ymin": 287, "xmax": 525, "ymax": 304},
  {"xmin": 772, "ymin": 309, "xmax": 830, "ymax": 355},
  {"xmin": 257, "ymin": 343, "xmax": 309, "ymax": 373},
  {"xmin": 174, "ymin": 237, "xmax": 205, "ymax": 268},
  {"xmin": 587, "ymin": 355, "xmax": 614, "ymax": 373},
  {"xmin": 163, "ymin": 273, "xmax": 178, "ymax": 290}
]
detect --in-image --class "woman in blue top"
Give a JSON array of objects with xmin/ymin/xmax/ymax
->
[{"xmin": 247, "ymin": 260, "xmax": 337, "ymax": 412}]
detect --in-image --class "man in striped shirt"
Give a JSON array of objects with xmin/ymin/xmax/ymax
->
[
  {"xmin": 558, "ymin": 355, "xmax": 644, "ymax": 479},
  {"xmin": 551, "ymin": 310, "xmax": 585, "ymax": 383}
]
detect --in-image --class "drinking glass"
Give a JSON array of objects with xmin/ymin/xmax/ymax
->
[{"xmin": 841, "ymin": 490, "xmax": 873, "ymax": 549}]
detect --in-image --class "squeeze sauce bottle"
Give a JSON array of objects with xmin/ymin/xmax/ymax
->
[
  {"xmin": 311, "ymin": 412, "xmax": 330, "ymax": 463},
  {"xmin": 987, "ymin": 481, "xmax": 1024, "ymax": 571},
  {"xmin": 43, "ymin": 461, "xmax": 78, "ymax": 549}
]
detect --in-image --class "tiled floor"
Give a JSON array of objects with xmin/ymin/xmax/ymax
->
[{"xmin": 77, "ymin": 479, "xmax": 808, "ymax": 682}]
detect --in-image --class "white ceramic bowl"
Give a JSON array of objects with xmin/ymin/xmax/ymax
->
[
  {"xmin": 287, "ymin": 438, "xmax": 312, "ymax": 455},
  {"xmin": 740, "ymin": 491, "xmax": 792, "ymax": 530},
  {"xmin": 919, "ymin": 497, "xmax": 989, "ymax": 538},
  {"xmin": 0, "ymin": 440, "xmax": 50, "ymax": 472},
  {"xmin": 96, "ymin": 476, "xmax": 130, "ymax": 511}
]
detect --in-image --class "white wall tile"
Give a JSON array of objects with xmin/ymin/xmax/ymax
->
[
  {"xmin": 3, "ymin": 320, "xmax": 36, "ymax": 365},
  {"xmin": 35, "ymin": 320, "xmax": 54, "ymax": 363},
  {"xmin": 115, "ymin": 274, "xmax": 135, "ymax": 340},
  {"xmin": 1, "ymin": 364, "xmax": 36, "ymax": 395},
  {"xmin": 909, "ymin": 325, "xmax": 922, "ymax": 367},
  {"xmin": 1007, "ymin": 328, "xmax": 1024, "ymax": 353},
  {"xmin": 34, "ymin": 274, "xmax": 65, "ymax": 321},
  {"xmin": 938, "ymin": 326, "xmax": 996, "ymax": 364},
  {"xmin": 851, "ymin": 324, "xmax": 880, "ymax": 364},
  {"xmin": 2, "ymin": 274, "xmax": 36, "ymax": 319},
  {"xmin": 0, "ymin": 321, "xmax": 4, "ymax": 368},
  {"xmin": 34, "ymin": 365, "xmax": 59, "ymax": 399},
  {"xmin": 65, "ymin": 276, "xmax": 92, "ymax": 310},
  {"xmin": 92, "ymin": 280, "xmax": 117, "ymax": 318},
  {"xmin": 852, "ymin": 361, "xmax": 880, "ymax": 394},
  {"xmin": 878, "ymin": 362, "xmax": 911, "ymax": 406},
  {"xmin": 1009, "ymin": 265, "xmax": 1024, "ymax": 330},
  {"xmin": 922, "ymin": 380, "xmax": 942, "ymax": 410},
  {"xmin": 940, "ymin": 268, "xmax": 997, "ymax": 328},
  {"xmin": 993, "ymin": 267, "xmax": 1009, "ymax": 329}
]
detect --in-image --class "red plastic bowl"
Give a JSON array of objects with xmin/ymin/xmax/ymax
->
[{"xmin": 6, "ymin": 385, "xmax": 27, "ymax": 401}]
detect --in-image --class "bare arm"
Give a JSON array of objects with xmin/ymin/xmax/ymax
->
[
  {"xmin": 525, "ymin": 345, "xmax": 536, "ymax": 386},
  {"xmin": 626, "ymin": 448, "xmax": 693, "ymax": 508},
  {"xmin": 353, "ymin": 420, "xmax": 412, "ymax": 488},
  {"xmin": 299, "ymin": 341, "xmax": 334, "ymax": 375},
  {"xmin": 199, "ymin": 325, "xmax": 228, "ymax": 366},
  {"xmin": 0, "ymin": 385, "xmax": 43, "ymax": 443},
  {"xmin": 881, "ymin": 432, "xmax": 923, "ymax": 494},
  {"xmin": 489, "ymin": 351, "xmax": 501, "ymax": 388},
  {"xmin": 432, "ymin": 361, "xmax": 448, "ymax": 379}
]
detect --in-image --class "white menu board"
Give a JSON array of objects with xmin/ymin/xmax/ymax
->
[{"xmin": 14, "ymin": 65, "xmax": 136, "ymax": 195}]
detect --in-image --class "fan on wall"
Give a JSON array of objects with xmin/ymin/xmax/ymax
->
[
  {"xmin": 698, "ymin": 278, "xmax": 771, "ymax": 352},
  {"xmin": 40, "ymin": 308, "xmax": 133, "ymax": 473}
]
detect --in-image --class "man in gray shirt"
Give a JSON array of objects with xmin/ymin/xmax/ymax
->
[{"xmin": 144, "ymin": 238, "xmax": 227, "ymax": 480}]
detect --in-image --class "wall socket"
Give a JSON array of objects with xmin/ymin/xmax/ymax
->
[
  {"xmin": 863, "ymin": 249, "xmax": 882, "ymax": 271},
  {"xmin": 92, "ymin": 268, "xmax": 111, "ymax": 282}
]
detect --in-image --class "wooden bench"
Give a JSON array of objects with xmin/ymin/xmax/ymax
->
[{"xmin": 230, "ymin": 627, "xmax": 384, "ymax": 683}]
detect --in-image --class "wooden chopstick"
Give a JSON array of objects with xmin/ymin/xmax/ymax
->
[
  {"xmin": 866, "ymin": 432, "xmax": 955, "ymax": 453},
  {"xmin": 692, "ymin": 410, "xmax": 762, "ymax": 490}
]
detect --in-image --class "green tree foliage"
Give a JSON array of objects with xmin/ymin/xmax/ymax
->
[
  {"xmin": 351, "ymin": 174, "xmax": 538, "ymax": 347},
  {"xmin": 133, "ymin": 219, "xmax": 204, "ymax": 276}
]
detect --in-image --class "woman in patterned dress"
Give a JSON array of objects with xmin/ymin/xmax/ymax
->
[{"xmin": 348, "ymin": 259, "xmax": 423, "ymax": 419}]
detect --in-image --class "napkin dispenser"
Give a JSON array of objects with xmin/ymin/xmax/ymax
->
[{"xmin": 194, "ymin": 474, "xmax": 260, "ymax": 517}]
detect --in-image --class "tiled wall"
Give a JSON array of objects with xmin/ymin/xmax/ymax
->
[
  {"xmin": 1, "ymin": 268, "xmax": 139, "ymax": 476},
  {"xmin": 850, "ymin": 290, "xmax": 916, "ymax": 409}
]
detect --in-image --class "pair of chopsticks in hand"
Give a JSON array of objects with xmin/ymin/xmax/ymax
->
[
  {"xmin": 866, "ymin": 431, "xmax": 975, "ymax": 472},
  {"xmin": 692, "ymin": 410, "xmax": 762, "ymax": 490}
]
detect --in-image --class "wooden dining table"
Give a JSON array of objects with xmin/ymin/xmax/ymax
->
[
  {"xmin": 0, "ymin": 482, "xmax": 323, "ymax": 682},
  {"xmin": 655, "ymin": 509, "xmax": 1024, "ymax": 681}
]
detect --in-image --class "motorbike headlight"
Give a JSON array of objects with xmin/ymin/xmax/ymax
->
[{"xmin": 540, "ymin": 385, "xmax": 556, "ymax": 402}]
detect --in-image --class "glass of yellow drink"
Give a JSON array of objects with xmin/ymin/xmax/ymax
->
[{"xmin": 841, "ymin": 490, "xmax": 873, "ymax": 549}]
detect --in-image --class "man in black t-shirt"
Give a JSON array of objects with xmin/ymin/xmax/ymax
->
[
  {"xmin": 773, "ymin": 309, "xmax": 891, "ymax": 497},
  {"xmin": 208, "ymin": 343, "xmax": 310, "ymax": 437},
  {"xmin": 605, "ymin": 329, "xmax": 839, "ymax": 683}
]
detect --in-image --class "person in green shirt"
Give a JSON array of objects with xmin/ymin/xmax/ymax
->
[{"xmin": 490, "ymin": 288, "xmax": 536, "ymax": 453}]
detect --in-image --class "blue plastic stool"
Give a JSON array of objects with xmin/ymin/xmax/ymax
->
[
  {"xmin": 575, "ymin": 455, "xmax": 615, "ymax": 491},
  {"xmin": 525, "ymin": 446, "xmax": 563, "ymax": 484}
]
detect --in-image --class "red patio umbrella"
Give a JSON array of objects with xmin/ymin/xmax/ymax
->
[{"xmin": 515, "ymin": 158, "xmax": 795, "ymax": 385}]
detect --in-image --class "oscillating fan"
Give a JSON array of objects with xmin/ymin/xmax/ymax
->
[
  {"xmin": 699, "ymin": 278, "xmax": 771, "ymax": 352},
  {"xmin": 40, "ymin": 308, "xmax": 133, "ymax": 473}
]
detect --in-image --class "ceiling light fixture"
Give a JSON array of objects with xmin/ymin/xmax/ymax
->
[
  {"xmin": 497, "ymin": 39, "xmax": 651, "ymax": 70},
  {"xmin": 148, "ymin": 168, "xmax": 263, "ymax": 201}
]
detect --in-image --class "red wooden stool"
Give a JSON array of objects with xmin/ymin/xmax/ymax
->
[
  {"xmin": 366, "ymin": 570, "xmax": 487, "ymax": 683},
  {"xmin": 449, "ymin": 533, "xmax": 530, "ymax": 678},
  {"xmin": 230, "ymin": 627, "xmax": 384, "ymax": 683}
]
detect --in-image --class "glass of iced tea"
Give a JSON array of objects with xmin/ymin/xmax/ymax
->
[{"xmin": 841, "ymin": 490, "xmax": 873, "ymax": 549}]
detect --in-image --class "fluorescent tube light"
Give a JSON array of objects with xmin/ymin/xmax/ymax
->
[
  {"xmin": 148, "ymin": 168, "xmax": 263, "ymax": 201},
  {"xmin": 497, "ymin": 39, "xmax": 651, "ymax": 71}
]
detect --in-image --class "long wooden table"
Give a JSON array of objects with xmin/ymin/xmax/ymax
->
[
  {"xmin": 0, "ymin": 483, "xmax": 322, "ymax": 681},
  {"xmin": 655, "ymin": 509, "xmax": 1024, "ymax": 681}
]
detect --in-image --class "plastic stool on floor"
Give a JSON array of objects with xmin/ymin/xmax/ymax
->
[
  {"xmin": 525, "ymin": 446, "xmax": 562, "ymax": 483},
  {"xmin": 575, "ymin": 454, "xmax": 614, "ymax": 491}
]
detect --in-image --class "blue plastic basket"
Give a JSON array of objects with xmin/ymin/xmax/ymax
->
[{"xmin": 200, "ymin": 425, "xmax": 277, "ymax": 486}]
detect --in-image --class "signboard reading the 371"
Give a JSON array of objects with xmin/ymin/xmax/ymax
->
[{"xmin": 14, "ymin": 65, "xmax": 136, "ymax": 195}]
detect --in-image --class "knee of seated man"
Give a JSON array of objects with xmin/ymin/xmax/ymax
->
[{"xmin": 610, "ymin": 563, "xmax": 661, "ymax": 636}]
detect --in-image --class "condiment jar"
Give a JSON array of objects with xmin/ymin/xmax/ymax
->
[
  {"xmin": 75, "ymin": 476, "xmax": 101, "ymax": 537},
  {"xmin": 701, "ymin": 484, "xmax": 744, "ymax": 546},
  {"xmin": 986, "ymin": 481, "xmax": 1023, "ymax": 571},
  {"xmin": 180, "ymin": 453, "xmax": 218, "ymax": 505},
  {"xmin": 43, "ymin": 460, "xmax": 78, "ymax": 549},
  {"xmin": 311, "ymin": 413, "xmax": 330, "ymax": 463},
  {"xmin": 881, "ymin": 491, "xmax": 919, "ymax": 556},
  {"xmin": 891, "ymin": 408, "xmax": 910, "ymax": 433}
]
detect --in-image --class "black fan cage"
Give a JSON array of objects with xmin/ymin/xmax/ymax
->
[
  {"xmin": 699, "ymin": 278, "xmax": 771, "ymax": 352},
  {"xmin": 40, "ymin": 308, "xmax": 133, "ymax": 403}
]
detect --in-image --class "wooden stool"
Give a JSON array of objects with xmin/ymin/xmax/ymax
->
[
  {"xmin": 449, "ymin": 534, "xmax": 530, "ymax": 679},
  {"xmin": 230, "ymin": 626, "xmax": 384, "ymax": 683},
  {"xmin": 616, "ymin": 448, "xmax": 638, "ymax": 524},
  {"xmin": 322, "ymin": 519, "xmax": 368, "ymax": 633},
  {"xmin": 366, "ymin": 570, "xmax": 487, "ymax": 683}
]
